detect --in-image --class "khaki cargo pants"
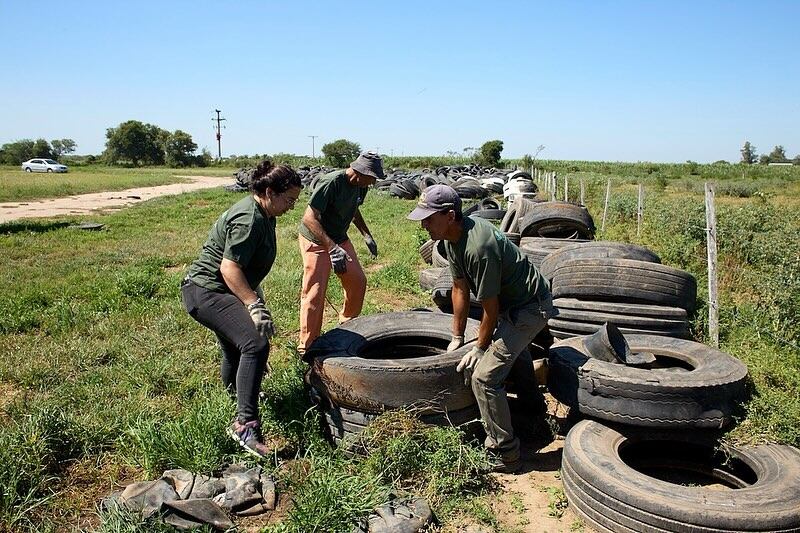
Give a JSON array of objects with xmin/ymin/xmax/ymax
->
[{"xmin": 471, "ymin": 296, "xmax": 553, "ymax": 461}]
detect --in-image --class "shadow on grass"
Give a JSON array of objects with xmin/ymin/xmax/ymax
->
[{"xmin": 0, "ymin": 220, "xmax": 70, "ymax": 235}]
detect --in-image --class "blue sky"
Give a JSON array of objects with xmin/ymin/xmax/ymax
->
[{"xmin": 1, "ymin": 1, "xmax": 798, "ymax": 162}]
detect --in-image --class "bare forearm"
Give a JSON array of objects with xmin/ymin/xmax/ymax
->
[
  {"xmin": 302, "ymin": 207, "xmax": 335, "ymax": 250},
  {"xmin": 451, "ymin": 279, "xmax": 470, "ymax": 337},
  {"xmin": 477, "ymin": 297, "xmax": 500, "ymax": 349},
  {"xmin": 353, "ymin": 208, "xmax": 370, "ymax": 236},
  {"xmin": 220, "ymin": 258, "xmax": 258, "ymax": 306}
]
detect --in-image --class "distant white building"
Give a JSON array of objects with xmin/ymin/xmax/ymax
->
[{"xmin": 768, "ymin": 162, "xmax": 793, "ymax": 166}]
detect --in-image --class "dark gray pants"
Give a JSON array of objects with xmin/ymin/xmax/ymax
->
[{"xmin": 181, "ymin": 279, "xmax": 268, "ymax": 423}]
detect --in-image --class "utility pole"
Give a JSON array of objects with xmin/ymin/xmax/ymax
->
[
  {"xmin": 308, "ymin": 135, "xmax": 318, "ymax": 159},
  {"xmin": 212, "ymin": 109, "xmax": 226, "ymax": 160}
]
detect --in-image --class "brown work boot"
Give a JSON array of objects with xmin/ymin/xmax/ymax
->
[{"xmin": 227, "ymin": 419, "xmax": 286, "ymax": 459}]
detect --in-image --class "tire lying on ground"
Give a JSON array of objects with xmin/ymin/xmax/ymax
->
[
  {"xmin": 500, "ymin": 197, "xmax": 540, "ymax": 233},
  {"xmin": 548, "ymin": 334, "xmax": 748, "ymax": 428},
  {"xmin": 519, "ymin": 201, "xmax": 595, "ymax": 239},
  {"xmin": 562, "ymin": 420, "xmax": 800, "ymax": 533},
  {"xmin": 550, "ymin": 257, "xmax": 698, "ymax": 312},
  {"xmin": 307, "ymin": 311, "xmax": 481, "ymax": 414},
  {"xmin": 539, "ymin": 241, "xmax": 661, "ymax": 280},
  {"xmin": 431, "ymin": 240, "xmax": 449, "ymax": 268}
]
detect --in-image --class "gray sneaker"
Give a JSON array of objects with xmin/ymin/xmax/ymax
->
[{"xmin": 227, "ymin": 419, "xmax": 273, "ymax": 459}]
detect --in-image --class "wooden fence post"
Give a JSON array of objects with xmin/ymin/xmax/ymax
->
[
  {"xmin": 601, "ymin": 179, "xmax": 611, "ymax": 231},
  {"xmin": 551, "ymin": 173, "xmax": 556, "ymax": 201},
  {"xmin": 705, "ymin": 182, "xmax": 719, "ymax": 347},
  {"xmin": 637, "ymin": 183, "xmax": 644, "ymax": 236},
  {"xmin": 564, "ymin": 176, "xmax": 569, "ymax": 202},
  {"xmin": 580, "ymin": 179, "xmax": 585, "ymax": 205}
]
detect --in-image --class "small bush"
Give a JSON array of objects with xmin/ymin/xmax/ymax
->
[{"xmin": 123, "ymin": 387, "xmax": 238, "ymax": 476}]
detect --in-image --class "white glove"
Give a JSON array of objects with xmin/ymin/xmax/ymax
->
[
  {"xmin": 447, "ymin": 335, "xmax": 464, "ymax": 352},
  {"xmin": 247, "ymin": 298, "xmax": 276, "ymax": 339},
  {"xmin": 456, "ymin": 345, "xmax": 486, "ymax": 386}
]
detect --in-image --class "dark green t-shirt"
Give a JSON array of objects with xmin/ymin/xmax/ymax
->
[
  {"xmin": 446, "ymin": 216, "xmax": 549, "ymax": 312},
  {"xmin": 298, "ymin": 170, "xmax": 367, "ymax": 245},
  {"xmin": 187, "ymin": 195, "xmax": 277, "ymax": 293}
]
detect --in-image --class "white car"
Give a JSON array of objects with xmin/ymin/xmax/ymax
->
[{"xmin": 21, "ymin": 158, "xmax": 69, "ymax": 173}]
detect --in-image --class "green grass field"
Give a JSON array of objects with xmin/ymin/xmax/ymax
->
[
  {"xmin": 0, "ymin": 167, "xmax": 798, "ymax": 530},
  {"xmin": 0, "ymin": 165, "xmax": 236, "ymax": 202}
]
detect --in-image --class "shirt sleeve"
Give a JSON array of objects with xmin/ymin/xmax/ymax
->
[
  {"xmin": 446, "ymin": 242, "xmax": 465, "ymax": 279},
  {"xmin": 308, "ymin": 178, "xmax": 334, "ymax": 213},
  {"xmin": 223, "ymin": 214, "xmax": 257, "ymax": 266},
  {"xmin": 472, "ymin": 244, "xmax": 502, "ymax": 301}
]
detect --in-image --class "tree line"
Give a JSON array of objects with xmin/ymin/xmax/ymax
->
[
  {"xmin": 740, "ymin": 141, "xmax": 800, "ymax": 165},
  {"xmin": 0, "ymin": 138, "xmax": 77, "ymax": 165}
]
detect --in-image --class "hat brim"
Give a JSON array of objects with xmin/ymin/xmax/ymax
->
[
  {"xmin": 407, "ymin": 206, "xmax": 439, "ymax": 221},
  {"xmin": 350, "ymin": 163, "xmax": 384, "ymax": 180}
]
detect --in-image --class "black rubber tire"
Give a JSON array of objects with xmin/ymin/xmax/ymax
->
[
  {"xmin": 519, "ymin": 237, "xmax": 589, "ymax": 269},
  {"xmin": 519, "ymin": 201, "xmax": 595, "ymax": 239},
  {"xmin": 307, "ymin": 311, "xmax": 481, "ymax": 413},
  {"xmin": 553, "ymin": 298, "xmax": 687, "ymax": 320},
  {"xmin": 500, "ymin": 197, "xmax": 539, "ymax": 233},
  {"xmin": 504, "ymin": 232, "xmax": 521, "ymax": 246},
  {"xmin": 419, "ymin": 239, "xmax": 434, "ymax": 264},
  {"xmin": 539, "ymin": 241, "xmax": 661, "ymax": 280},
  {"xmin": 47, "ymin": 168, "xmax": 52, "ymax": 173},
  {"xmin": 562, "ymin": 420, "xmax": 800, "ymax": 533},
  {"xmin": 25, "ymin": 167, "xmax": 32, "ymax": 172},
  {"xmin": 431, "ymin": 240, "xmax": 449, "ymax": 268},
  {"xmin": 548, "ymin": 334, "xmax": 748, "ymax": 428},
  {"xmin": 550, "ymin": 258, "xmax": 697, "ymax": 312},
  {"xmin": 431, "ymin": 268, "xmax": 483, "ymax": 320},
  {"xmin": 546, "ymin": 318, "xmax": 691, "ymax": 339},
  {"xmin": 419, "ymin": 267, "xmax": 445, "ymax": 291},
  {"xmin": 470, "ymin": 208, "xmax": 506, "ymax": 221}
]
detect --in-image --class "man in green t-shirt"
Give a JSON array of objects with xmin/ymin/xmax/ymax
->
[
  {"xmin": 408, "ymin": 184, "xmax": 553, "ymax": 473},
  {"xmin": 297, "ymin": 152, "xmax": 384, "ymax": 353}
]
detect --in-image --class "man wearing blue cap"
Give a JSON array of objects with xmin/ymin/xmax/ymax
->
[{"xmin": 408, "ymin": 184, "xmax": 553, "ymax": 473}]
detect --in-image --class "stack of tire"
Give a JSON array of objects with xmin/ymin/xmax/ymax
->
[
  {"xmin": 541, "ymin": 242, "xmax": 695, "ymax": 340},
  {"xmin": 305, "ymin": 311, "xmax": 483, "ymax": 446},
  {"xmin": 549, "ymin": 332, "xmax": 800, "ymax": 532}
]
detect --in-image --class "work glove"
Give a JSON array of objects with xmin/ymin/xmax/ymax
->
[
  {"xmin": 364, "ymin": 234, "xmax": 378, "ymax": 258},
  {"xmin": 456, "ymin": 345, "xmax": 486, "ymax": 386},
  {"xmin": 447, "ymin": 335, "xmax": 464, "ymax": 352},
  {"xmin": 329, "ymin": 244, "xmax": 351, "ymax": 274},
  {"xmin": 247, "ymin": 298, "xmax": 276, "ymax": 339}
]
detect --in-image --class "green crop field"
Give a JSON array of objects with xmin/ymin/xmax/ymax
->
[
  {"xmin": 0, "ymin": 165, "xmax": 235, "ymax": 203},
  {"xmin": 0, "ymin": 163, "xmax": 798, "ymax": 531}
]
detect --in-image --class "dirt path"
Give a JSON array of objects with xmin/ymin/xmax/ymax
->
[{"xmin": 0, "ymin": 175, "xmax": 235, "ymax": 223}]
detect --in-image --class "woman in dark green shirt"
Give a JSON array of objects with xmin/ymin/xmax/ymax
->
[{"xmin": 182, "ymin": 160, "xmax": 302, "ymax": 458}]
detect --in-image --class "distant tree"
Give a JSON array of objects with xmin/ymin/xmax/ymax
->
[
  {"xmin": 740, "ymin": 141, "xmax": 757, "ymax": 164},
  {"xmin": 685, "ymin": 160, "xmax": 699, "ymax": 175},
  {"xmin": 0, "ymin": 139, "xmax": 36, "ymax": 164},
  {"xmin": 759, "ymin": 154, "xmax": 771, "ymax": 165},
  {"xmin": 768, "ymin": 145, "xmax": 788, "ymax": 163},
  {"xmin": 51, "ymin": 138, "xmax": 77, "ymax": 158},
  {"xmin": 32, "ymin": 138, "xmax": 54, "ymax": 159},
  {"xmin": 476, "ymin": 140, "xmax": 504, "ymax": 167},
  {"xmin": 520, "ymin": 154, "xmax": 534, "ymax": 169},
  {"xmin": 104, "ymin": 120, "xmax": 168, "ymax": 166},
  {"xmin": 321, "ymin": 139, "xmax": 361, "ymax": 167},
  {"xmin": 164, "ymin": 130, "xmax": 198, "ymax": 167},
  {"xmin": 793, "ymin": 155, "xmax": 800, "ymax": 166}
]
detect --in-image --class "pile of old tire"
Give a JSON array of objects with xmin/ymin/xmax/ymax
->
[
  {"xmin": 305, "ymin": 311, "xmax": 482, "ymax": 446},
  {"xmin": 548, "ymin": 333, "xmax": 748, "ymax": 428},
  {"xmin": 518, "ymin": 237, "xmax": 590, "ymax": 269},
  {"xmin": 547, "ymin": 255, "xmax": 697, "ymax": 340},
  {"xmin": 519, "ymin": 201, "xmax": 595, "ymax": 239},
  {"xmin": 562, "ymin": 420, "xmax": 800, "ymax": 533}
]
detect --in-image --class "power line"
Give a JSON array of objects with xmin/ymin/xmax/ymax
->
[
  {"xmin": 212, "ymin": 109, "xmax": 226, "ymax": 160},
  {"xmin": 308, "ymin": 135, "xmax": 318, "ymax": 159}
]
